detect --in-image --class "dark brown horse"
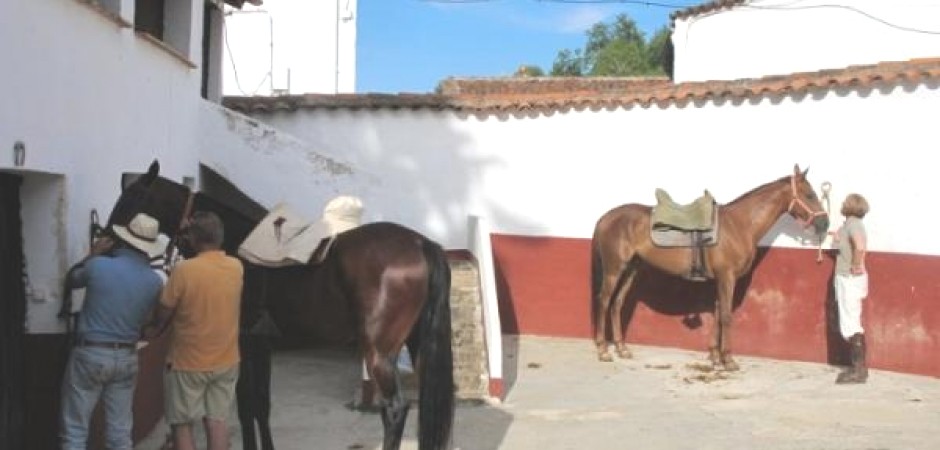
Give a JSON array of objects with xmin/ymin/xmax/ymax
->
[
  {"xmin": 108, "ymin": 161, "xmax": 455, "ymax": 450},
  {"xmin": 592, "ymin": 165, "xmax": 829, "ymax": 370}
]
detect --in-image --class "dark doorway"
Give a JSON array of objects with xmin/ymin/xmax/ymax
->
[{"xmin": 0, "ymin": 173, "xmax": 26, "ymax": 450}]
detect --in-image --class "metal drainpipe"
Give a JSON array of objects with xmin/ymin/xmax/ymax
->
[{"xmin": 335, "ymin": 0, "xmax": 340, "ymax": 94}]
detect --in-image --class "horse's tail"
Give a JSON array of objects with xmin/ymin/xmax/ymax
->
[
  {"xmin": 590, "ymin": 230, "xmax": 603, "ymax": 332},
  {"xmin": 417, "ymin": 239, "xmax": 455, "ymax": 450}
]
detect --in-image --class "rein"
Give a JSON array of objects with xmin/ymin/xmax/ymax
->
[
  {"xmin": 816, "ymin": 181, "xmax": 832, "ymax": 263},
  {"xmin": 160, "ymin": 189, "xmax": 196, "ymax": 272},
  {"xmin": 787, "ymin": 176, "xmax": 828, "ymax": 226}
]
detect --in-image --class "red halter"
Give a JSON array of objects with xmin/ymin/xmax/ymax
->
[{"xmin": 788, "ymin": 176, "xmax": 828, "ymax": 227}]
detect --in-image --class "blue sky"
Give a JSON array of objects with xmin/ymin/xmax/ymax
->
[{"xmin": 356, "ymin": 0, "xmax": 698, "ymax": 93}]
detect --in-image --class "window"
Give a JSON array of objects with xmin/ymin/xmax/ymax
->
[
  {"xmin": 134, "ymin": 0, "xmax": 165, "ymax": 40},
  {"xmin": 134, "ymin": 0, "xmax": 198, "ymax": 64},
  {"xmin": 73, "ymin": 0, "xmax": 131, "ymax": 28},
  {"xmin": 97, "ymin": 0, "xmax": 124, "ymax": 22}
]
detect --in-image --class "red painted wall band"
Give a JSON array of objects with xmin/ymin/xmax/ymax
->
[{"xmin": 491, "ymin": 234, "xmax": 940, "ymax": 378}]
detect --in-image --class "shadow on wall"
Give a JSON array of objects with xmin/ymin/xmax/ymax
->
[{"xmin": 231, "ymin": 109, "xmax": 552, "ymax": 247}]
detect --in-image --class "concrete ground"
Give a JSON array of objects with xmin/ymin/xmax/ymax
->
[{"xmin": 139, "ymin": 335, "xmax": 940, "ymax": 450}]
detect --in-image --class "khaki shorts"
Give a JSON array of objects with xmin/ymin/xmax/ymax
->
[{"xmin": 164, "ymin": 364, "xmax": 239, "ymax": 425}]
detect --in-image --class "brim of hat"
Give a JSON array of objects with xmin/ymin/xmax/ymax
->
[{"xmin": 112, "ymin": 225, "xmax": 170, "ymax": 258}]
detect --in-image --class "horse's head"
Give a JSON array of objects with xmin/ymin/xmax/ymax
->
[
  {"xmin": 787, "ymin": 164, "xmax": 830, "ymax": 238},
  {"xmin": 109, "ymin": 159, "xmax": 192, "ymax": 239}
]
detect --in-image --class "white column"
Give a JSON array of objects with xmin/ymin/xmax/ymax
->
[{"xmin": 468, "ymin": 215, "xmax": 503, "ymax": 392}]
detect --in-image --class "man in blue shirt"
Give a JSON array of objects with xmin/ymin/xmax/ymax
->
[{"xmin": 60, "ymin": 213, "xmax": 168, "ymax": 450}]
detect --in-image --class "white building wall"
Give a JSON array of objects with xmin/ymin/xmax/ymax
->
[
  {"xmin": 673, "ymin": 0, "xmax": 940, "ymax": 82},
  {"xmin": 248, "ymin": 81, "xmax": 940, "ymax": 258},
  {"xmin": 223, "ymin": 0, "xmax": 358, "ymax": 95},
  {"xmin": 1, "ymin": 0, "xmax": 366, "ymax": 333},
  {"xmin": 196, "ymin": 103, "xmax": 382, "ymax": 222},
  {"xmin": 0, "ymin": 0, "xmax": 210, "ymax": 333}
]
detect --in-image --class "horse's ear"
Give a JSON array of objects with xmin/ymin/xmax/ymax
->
[
  {"xmin": 147, "ymin": 160, "xmax": 160, "ymax": 177},
  {"xmin": 793, "ymin": 164, "xmax": 808, "ymax": 179},
  {"xmin": 140, "ymin": 160, "xmax": 159, "ymax": 185},
  {"xmin": 121, "ymin": 160, "xmax": 160, "ymax": 191}
]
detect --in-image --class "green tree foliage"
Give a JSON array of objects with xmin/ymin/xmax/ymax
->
[
  {"xmin": 514, "ymin": 65, "xmax": 546, "ymax": 77},
  {"xmin": 549, "ymin": 13, "xmax": 672, "ymax": 78},
  {"xmin": 646, "ymin": 27, "xmax": 673, "ymax": 77},
  {"xmin": 550, "ymin": 49, "xmax": 584, "ymax": 76}
]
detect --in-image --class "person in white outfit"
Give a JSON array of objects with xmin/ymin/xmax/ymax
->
[{"xmin": 831, "ymin": 193, "xmax": 870, "ymax": 384}]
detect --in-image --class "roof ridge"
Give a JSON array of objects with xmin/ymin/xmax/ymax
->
[{"xmin": 223, "ymin": 57, "xmax": 940, "ymax": 115}]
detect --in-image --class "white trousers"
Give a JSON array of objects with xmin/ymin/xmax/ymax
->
[{"xmin": 834, "ymin": 273, "xmax": 868, "ymax": 340}]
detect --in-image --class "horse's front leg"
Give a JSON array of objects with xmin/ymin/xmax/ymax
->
[
  {"xmin": 236, "ymin": 344, "xmax": 258, "ymax": 450},
  {"xmin": 256, "ymin": 339, "xmax": 275, "ymax": 450},
  {"xmin": 715, "ymin": 275, "xmax": 739, "ymax": 371}
]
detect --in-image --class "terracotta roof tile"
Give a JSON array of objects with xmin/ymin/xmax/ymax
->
[
  {"xmin": 671, "ymin": 0, "xmax": 747, "ymax": 21},
  {"xmin": 222, "ymin": 58, "xmax": 940, "ymax": 117}
]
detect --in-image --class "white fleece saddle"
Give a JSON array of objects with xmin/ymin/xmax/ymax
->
[{"xmin": 238, "ymin": 196, "xmax": 363, "ymax": 267}]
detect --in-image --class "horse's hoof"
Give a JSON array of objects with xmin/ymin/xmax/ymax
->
[
  {"xmin": 598, "ymin": 351, "xmax": 614, "ymax": 362},
  {"xmin": 345, "ymin": 400, "xmax": 381, "ymax": 414},
  {"xmin": 707, "ymin": 349, "xmax": 721, "ymax": 366},
  {"xmin": 616, "ymin": 347, "xmax": 633, "ymax": 359},
  {"xmin": 721, "ymin": 359, "xmax": 740, "ymax": 372}
]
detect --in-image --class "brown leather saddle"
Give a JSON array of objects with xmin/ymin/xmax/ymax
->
[{"xmin": 650, "ymin": 189, "xmax": 719, "ymax": 281}]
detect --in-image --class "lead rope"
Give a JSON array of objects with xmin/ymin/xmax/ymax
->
[
  {"xmin": 817, "ymin": 181, "xmax": 832, "ymax": 263},
  {"xmin": 59, "ymin": 209, "xmax": 104, "ymax": 347}
]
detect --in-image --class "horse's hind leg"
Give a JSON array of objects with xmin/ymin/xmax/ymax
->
[
  {"xmin": 594, "ymin": 268, "xmax": 618, "ymax": 362},
  {"xmin": 368, "ymin": 351, "xmax": 410, "ymax": 450},
  {"xmin": 594, "ymin": 247, "xmax": 629, "ymax": 362},
  {"xmin": 610, "ymin": 263, "xmax": 638, "ymax": 359}
]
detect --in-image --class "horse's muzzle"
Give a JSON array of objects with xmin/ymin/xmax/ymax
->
[{"xmin": 812, "ymin": 215, "xmax": 830, "ymax": 238}]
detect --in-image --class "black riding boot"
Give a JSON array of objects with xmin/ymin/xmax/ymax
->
[{"xmin": 836, "ymin": 333, "xmax": 868, "ymax": 384}]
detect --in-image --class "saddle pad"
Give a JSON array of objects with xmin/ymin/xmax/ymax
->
[{"xmin": 651, "ymin": 209, "xmax": 720, "ymax": 247}]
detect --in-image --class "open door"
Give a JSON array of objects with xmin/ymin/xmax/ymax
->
[{"xmin": 0, "ymin": 173, "xmax": 26, "ymax": 450}]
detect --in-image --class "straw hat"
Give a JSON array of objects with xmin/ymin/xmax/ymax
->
[{"xmin": 112, "ymin": 213, "xmax": 169, "ymax": 258}]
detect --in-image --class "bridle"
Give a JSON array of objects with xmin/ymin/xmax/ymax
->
[
  {"xmin": 161, "ymin": 188, "xmax": 196, "ymax": 271},
  {"xmin": 787, "ymin": 176, "xmax": 828, "ymax": 227}
]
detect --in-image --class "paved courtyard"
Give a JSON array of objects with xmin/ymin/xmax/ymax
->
[{"xmin": 139, "ymin": 335, "xmax": 940, "ymax": 450}]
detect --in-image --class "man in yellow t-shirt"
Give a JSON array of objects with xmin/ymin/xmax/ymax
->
[{"xmin": 146, "ymin": 211, "xmax": 243, "ymax": 450}]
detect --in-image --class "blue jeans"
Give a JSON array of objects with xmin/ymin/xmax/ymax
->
[{"xmin": 60, "ymin": 346, "xmax": 138, "ymax": 450}]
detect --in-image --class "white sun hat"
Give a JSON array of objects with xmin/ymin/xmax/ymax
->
[{"xmin": 112, "ymin": 213, "xmax": 169, "ymax": 258}]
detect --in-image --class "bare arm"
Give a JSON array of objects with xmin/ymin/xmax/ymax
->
[
  {"xmin": 68, "ymin": 236, "xmax": 115, "ymax": 287},
  {"xmin": 850, "ymin": 231, "xmax": 867, "ymax": 275}
]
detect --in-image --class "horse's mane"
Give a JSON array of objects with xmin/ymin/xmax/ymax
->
[{"xmin": 725, "ymin": 174, "xmax": 791, "ymax": 206}]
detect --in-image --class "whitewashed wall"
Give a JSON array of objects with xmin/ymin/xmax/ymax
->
[
  {"xmin": 223, "ymin": 0, "xmax": 358, "ymax": 95},
  {"xmin": 1, "ymin": 0, "xmax": 366, "ymax": 333},
  {"xmin": 0, "ymin": 0, "xmax": 207, "ymax": 333},
  {"xmin": 673, "ymin": 0, "xmax": 940, "ymax": 82},
  {"xmin": 245, "ymin": 80, "xmax": 940, "ymax": 258},
  {"xmin": 197, "ymin": 103, "xmax": 383, "ymax": 222}
]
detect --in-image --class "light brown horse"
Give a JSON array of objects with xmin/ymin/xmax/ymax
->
[{"xmin": 592, "ymin": 165, "xmax": 829, "ymax": 370}]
